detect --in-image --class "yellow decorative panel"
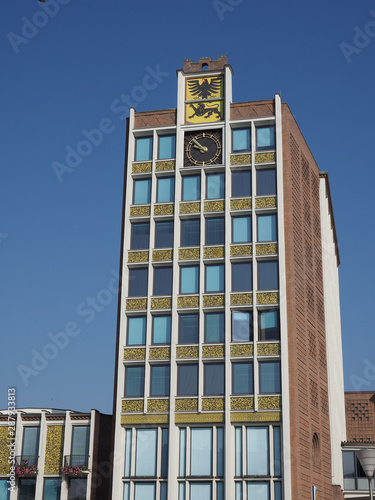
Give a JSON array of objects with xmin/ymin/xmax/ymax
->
[
  {"xmin": 231, "ymin": 397, "xmax": 254, "ymax": 410},
  {"xmin": 175, "ymin": 413, "xmax": 224, "ymax": 424},
  {"xmin": 258, "ymin": 396, "xmax": 281, "ymax": 410},
  {"xmin": 256, "ymin": 292, "xmax": 279, "ymax": 305},
  {"xmin": 121, "ymin": 400, "xmax": 144, "ymax": 413},
  {"xmin": 202, "ymin": 398, "xmax": 225, "ymax": 411},
  {"xmin": 0, "ymin": 426, "xmax": 10, "ymax": 474},
  {"xmin": 128, "ymin": 251, "xmax": 149, "ymax": 263},
  {"xmin": 44, "ymin": 425, "xmax": 64, "ymax": 475},
  {"xmin": 180, "ymin": 202, "xmax": 200, "ymax": 214},
  {"xmin": 230, "ymin": 344, "xmax": 254, "ymax": 357},
  {"xmin": 255, "ymin": 196, "xmax": 277, "ymax": 209},
  {"xmin": 175, "ymin": 398, "xmax": 198, "ymax": 412},
  {"xmin": 255, "ymin": 152, "xmax": 276, "ymax": 164},
  {"xmin": 155, "ymin": 160, "xmax": 175, "ymax": 171},
  {"xmin": 230, "ymin": 154, "xmax": 251, "ymax": 166},
  {"xmin": 154, "ymin": 204, "xmax": 174, "ymax": 216},
  {"xmin": 123, "ymin": 348, "xmax": 146, "ymax": 360},
  {"xmin": 256, "ymin": 243, "xmax": 278, "ymax": 256},
  {"xmin": 230, "ymin": 245, "xmax": 252, "ymax": 257},
  {"xmin": 257, "ymin": 343, "xmax": 280, "ymax": 356},
  {"xmin": 149, "ymin": 347, "xmax": 171, "ymax": 360},
  {"xmin": 230, "ymin": 293, "xmax": 253, "ymax": 306},
  {"xmin": 152, "ymin": 249, "xmax": 173, "ymax": 261},
  {"xmin": 185, "ymin": 101, "xmax": 224, "ymax": 125},
  {"xmin": 203, "ymin": 295, "xmax": 224, "ymax": 307},
  {"xmin": 204, "ymin": 200, "xmax": 224, "ymax": 212},
  {"xmin": 176, "ymin": 346, "xmax": 199, "ymax": 358},
  {"xmin": 147, "ymin": 399, "xmax": 169, "ymax": 413},
  {"xmin": 230, "ymin": 411, "xmax": 281, "ymax": 423},
  {"xmin": 179, "ymin": 248, "xmax": 200, "ymax": 260},
  {"xmin": 151, "ymin": 297, "xmax": 172, "ymax": 310},
  {"xmin": 177, "ymin": 295, "xmax": 199, "ymax": 308},
  {"xmin": 230, "ymin": 198, "xmax": 252, "ymax": 211},
  {"xmin": 203, "ymin": 246, "xmax": 224, "ymax": 259},
  {"xmin": 130, "ymin": 205, "xmax": 151, "ymax": 217},
  {"xmin": 126, "ymin": 298, "xmax": 147, "ymax": 310},
  {"xmin": 186, "ymin": 76, "xmax": 224, "ymax": 101},
  {"xmin": 202, "ymin": 345, "xmax": 225, "ymax": 358},
  {"xmin": 121, "ymin": 414, "xmax": 169, "ymax": 425},
  {"xmin": 132, "ymin": 162, "xmax": 152, "ymax": 173}
]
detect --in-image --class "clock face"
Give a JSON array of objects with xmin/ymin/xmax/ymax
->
[{"xmin": 184, "ymin": 129, "xmax": 222, "ymax": 167}]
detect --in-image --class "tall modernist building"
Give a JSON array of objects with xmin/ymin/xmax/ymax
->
[{"xmin": 112, "ymin": 56, "xmax": 346, "ymax": 500}]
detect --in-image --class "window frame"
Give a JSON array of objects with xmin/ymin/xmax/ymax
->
[
  {"xmin": 256, "ymin": 125, "xmax": 275, "ymax": 151},
  {"xmin": 181, "ymin": 218, "xmax": 200, "ymax": 247},
  {"xmin": 232, "ymin": 215, "xmax": 252, "ymax": 244},
  {"xmin": 177, "ymin": 363, "xmax": 198, "ymax": 396},
  {"xmin": 206, "ymin": 172, "xmax": 225, "ymax": 200},
  {"xmin": 205, "ymin": 263, "xmax": 225, "ymax": 293},
  {"xmin": 232, "ymin": 310, "xmax": 253, "ymax": 342},
  {"xmin": 204, "ymin": 362, "xmax": 225, "ymax": 396},
  {"xmin": 128, "ymin": 267, "xmax": 148, "ymax": 297},
  {"xmin": 153, "ymin": 266, "xmax": 173, "ymax": 296},
  {"xmin": 232, "ymin": 127, "xmax": 251, "ymax": 153},
  {"xmin": 232, "ymin": 169, "xmax": 252, "ymax": 198},
  {"xmin": 133, "ymin": 178, "xmax": 151, "ymax": 205},
  {"xmin": 206, "ymin": 217, "xmax": 225, "ymax": 246},
  {"xmin": 232, "ymin": 261, "xmax": 252, "ymax": 292},
  {"xmin": 158, "ymin": 134, "xmax": 176, "ymax": 160},
  {"xmin": 154, "ymin": 220, "xmax": 174, "ymax": 249},
  {"xmin": 182, "ymin": 175, "xmax": 201, "ymax": 202},
  {"xmin": 131, "ymin": 222, "xmax": 150, "ymax": 250},
  {"xmin": 150, "ymin": 365, "xmax": 170, "ymax": 397},
  {"xmin": 125, "ymin": 365, "xmax": 145, "ymax": 397},
  {"xmin": 179, "ymin": 313, "xmax": 199, "ymax": 344},
  {"xmin": 156, "ymin": 176, "xmax": 175, "ymax": 203},
  {"xmin": 180, "ymin": 265, "xmax": 199, "ymax": 295},
  {"xmin": 135, "ymin": 136, "xmax": 153, "ymax": 162}
]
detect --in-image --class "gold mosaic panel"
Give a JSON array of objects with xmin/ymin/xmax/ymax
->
[
  {"xmin": 180, "ymin": 202, "xmax": 200, "ymax": 214},
  {"xmin": 255, "ymin": 152, "xmax": 276, "ymax": 164},
  {"xmin": 0, "ymin": 426, "xmax": 10, "ymax": 474},
  {"xmin": 147, "ymin": 399, "xmax": 169, "ymax": 413},
  {"xmin": 154, "ymin": 204, "xmax": 174, "ymax": 216},
  {"xmin": 202, "ymin": 345, "xmax": 225, "ymax": 358},
  {"xmin": 258, "ymin": 396, "xmax": 281, "ymax": 410},
  {"xmin": 230, "ymin": 293, "xmax": 253, "ymax": 306},
  {"xmin": 230, "ymin": 154, "xmax": 251, "ymax": 166},
  {"xmin": 126, "ymin": 298, "xmax": 147, "ymax": 310},
  {"xmin": 230, "ymin": 198, "xmax": 252, "ymax": 211},
  {"xmin": 179, "ymin": 248, "xmax": 200, "ymax": 260},
  {"xmin": 176, "ymin": 346, "xmax": 199, "ymax": 358},
  {"xmin": 256, "ymin": 243, "xmax": 278, "ymax": 256},
  {"xmin": 230, "ymin": 245, "xmax": 252, "ymax": 257},
  {"xmin": 175, "ymin": 413, "xmax": 224, "ymax": 424},
  {"xmin": 231, "ymin": 397, "xmax": 254, "ymax": 410},
  {"xmin": 257, "ymin": 343, "xmax": 280, "ymax": 356},
  {"xmin": 230, "ymin": 344, "xmax": 254, "ymax": 357},
  {"xmin": 175, "ymin": 398, "xmax": 198, "ymax": 412},
  {"xmin": 203, "ymin": 295, "xmax": 225, "ymax": 308},
  {"xmin": 121, "ymin": 399, "xmax": 144, "ymax": 413},
  {"xmin": 149, "ymin": 347, "xmax": 171, "ymax": 359},
  {"xmin": 255, "ymin": 196, "xmax": 277, "ymax": 209},
  {"xmin": 44, "ymin": 425, "xmax": 64, "ymax": 475},
  {"xmin": 177, "ymin": 295, "xmax": 199, "ymax": 308},
  {"xmin": 152, "ymin": 249, "xmax": 173, "ymax": 261},
  {"xmin": 204, "ymin": 200, "xmax": 224, "ymax": 212},
  {"xmin": 155, "ymin": 160, "xmax": 175, "ymax": 171},
  {"xmin": 151, "ymin": 297, "xmax": 172, "ymax": 310},
  {"xmin": 121, "ymin": 415, "xmax": 168, "ymax": 425},
  {"xmin": 230, "ymin": 411, "xmax": 281, "ymax": 423},
  {"xmin": 128, "ymin": 251, "xmax": 149, "ymax": 263},
  {"xmin": 202, "ymin": 398, "xmax": 225, "ymax": 411},
  {"xmin": 130, "ymin": 205, "xmax": 150, "ymax": 217},
  {"xmin": 203, "ymin": 246, "xmax": 224, "ymax": 259},
  {"xmin": 123, "ymin": 348, "xmax": 146, "ymax": 360},
  {"xmin": 256, "ymin": 292, "xmax": 279, "ymax": 305},
  {"xmin": 132, "ymin": 162, "xmax": 152, "ymax": 173}
]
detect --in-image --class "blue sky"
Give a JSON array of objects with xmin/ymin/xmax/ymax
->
[{"xmin": 1, "ymin": 0, "xmax": 374, "ymax": 414}]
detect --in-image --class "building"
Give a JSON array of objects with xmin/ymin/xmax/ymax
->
[
  {"xmin": 110, "ymin": 55, "xmax": 347, "ymax": 500},
  {"xmin": 0, "ymin": 408, "xmax": 112, "ymax": 500}
]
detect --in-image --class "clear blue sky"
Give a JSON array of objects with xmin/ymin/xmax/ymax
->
[{"xmin": 1, "ymin": 0, "xmax": 374, "ymax": 414}]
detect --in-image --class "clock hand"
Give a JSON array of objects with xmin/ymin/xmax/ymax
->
[{"xmin": 193, "ymin": 144, "xmax": 208, "ymax": 153}]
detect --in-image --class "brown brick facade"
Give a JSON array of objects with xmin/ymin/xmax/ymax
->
[{"xmin": 345, "ymin": 391, "xmax": 375, "ymax": 443}]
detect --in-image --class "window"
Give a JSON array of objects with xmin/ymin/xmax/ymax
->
[
  {"xmin": 247, "ymin": 427, "xmax": 269, "ymax": 475},
  {"xmin": 232, "ymin": 311, "xmax": 253, "ymax": 342},
  {"xmin": 256, "ymin": 126, "xmax": 275, "ymax": 151},
  {"xmin": 22, "ymin": 426, "xmax": 40, "ymax": 464},
  {"xmin": 71, "ymin": 426, "xmax": 90, "ymax": 467},
  {"xmin": 259, "ymin": 310, "xmax": 279, "ymax": 341},
  {"xmin": 125, "ymin": 428, "xmax": 168, "ymax": 481},
  {"xmin": 134, "ymin": 483, "xmax": 155, "ymax": 500},
  {"xmin": 182, "ymin": 175, "xmax": 200, "ymax": 201},
  {"xmin": 179, "ymin": 314, "xmax": 199, "ymax": 344},
  {"xmin": 129, "ymin": 268, "xmax": 148, "ymax": 297},
  {"xmin": 259, "ymin": 361, "xmax": 281, "ymax": 393},
  {"xmin": 135, "ymin": 136, "xmax": 153, "ymax": 161},
  {"xmin": 177, "ymin": 364, "xmax": 198, "ymax": 396},
  {"xmin": 206, "ymin": 217, "xmax": 225, "ymax": 245},
  {"xmin": 152, "ymin": 315, "xmax": 171, "ymax": 344},
  {"xmin": 232, "ymin": 170, "xmax": 251, "ymax": 198},
  {"xmin": 150, "ymin": 365, "xmax": 170, "ymax": 396},
  {"xmin": 125, "ymin": 366, "xmax": 145, "ymax": 397},
  {"xmin": 133, "ymin": 178, "xmax": 151, "ymax": 205},
  {"xmin": 204, "ymin": 363, "xmax": 225, "ymax": 395},
  {"xmin": 68, "ymin": 478, "xmax": 87, "ymax": 500},
  {"xmin": 232, "ymin": 128, "xmax": 250, "ymax": 152},
  {"xmin": 0, "ymin": 481, "xmax": 10, "ymax": 500},
  {"xmin": 205, "ymin": 312, "xmax": 224, "ymax": 343},
  {"xmin": 181, "ymin": 219, "xmax": 200, "ymax": 247},
  {"xmin": 153, "ymin": 267, "xmax": 173, "ymax": 296},
  {"xmin": 157, "ymin": 177, "xmax": 175, "ymax": 203},
  {"xmin": 206, "ymin": 173, "xmax": 224, "ymax": 199},
  {"xmin": 18, "ymin": 479, "xmax": 36, "ymax": 500},
  {"xmin": 155, "ymin": 221, "xmax": 174, "ymax": 248},
  {"xmin": 191, "ymin": 428, "xmax": 213, "ymax": 476},
  {"xmin": 232, "ymin": 362, "xmax": 253, "ymax": 394},
  {"xmin": 232, "ymin": 216, "xmax": 251, "ymax": 243},
  {"xmin": 127, "ymin": 316, "xmax": 146, "ymax": 346},
  {"xmin": 257, "ymin": 214, "xmax": 277, "ymax": 242},
  {"xmin": 180, "ymin": 266, "xmax": 199, "ymax": 294},
  {"xmin": 158, "ymin": 134, "xmax": 176, "ymax": 159},
  {"xmin": 205, "ymin": 264, "xmax": 224, "ymax": 293},
  {"xmin": 131, "ymin": 222, "xmax": 150, "ymax": 250},
  {"xmin": 232, "ymin": 262, "xmax": 252, "ymax": 292},
  {"xmin": 258, "ymin": 261, "xmax": 279, "ymax": 290},
  {"xmin": 257, "ymin": 168, "xmax": 276, "ymax": 196},
  {"xmin": 343, "ymin": 450, "xmax": 374, "ymax": 491}
]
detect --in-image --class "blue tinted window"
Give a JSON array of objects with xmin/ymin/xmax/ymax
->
[
  {"xmin": 259, "ymin": 310, "xmax": 279, "ymax": 341},
  {"xmin": 246, "ymin": 428, "xmax": 269, "ymax": 476},
  {"xmin": 191, "ymin": 428, "xmax": 212, "ymax": 476},
  {"xmin": 233, "ymin": 128, "xmax": 251, "ymax": 152},
  {"xmin": 180, "ymin": 266, "xmax": 199, "ymax": 294},
  {"xmin": 258, "ymin": 214, "xmax": 277, "ymax": 242},
  {"xmin": 205, "ymin": 264, "xmax": 224, "ymax": 293},
  {"xmin": 158, "ymin": 134, "xmax": 176, "ymax": 159},
  {"xmin": 256, "ymin": 126, "xmax": 275, "ymax": 150},
  {"xmin": 232, "ymin": 311, "xmax": 253, "ymax": 342},
  {"xmin": 259, "ymin": 361, "xmax": 280, "ymax": 393},
  {"xmin": 129, "ymin": 268, "xmax": 148, "ymax": 297},
  {"xmin": 128, "ymin": 316, "xmax": 146, "ymax": 345},
  {"xmin": 179, "ymin": 314, "xmax": 199, "ymax": 344},
  {"xmin": 206, "ymin": 217, "xmax": 225, "ymax": 245},
  {"xmin": 152, "ymin": 316, "xmax": 171, "ymax": 344},
  {"xmin": 204, "ymin": 363, "xmax": 224, "ymax": 395},
  {"xmin": 133, "ymin": 179, "xmax": 151, "ymax": 205},
  {"xmin": 157, "ymin": 177, "xmax": 175, "ymax": 203},
  {"xmin": 258, "ymin": 261, "xmax": 278, "ymax": 290},
  {"xmin": 43, "ymin": 479, "xmax": 61, "ymax": 500},
  {"xmin": 135, "ymin": 136, "xmax": 153, "ymax": 161},
  {"xmin": 131, "ymin": 222, "xmax": 150, "ymax": 250},
  {"xmin": 257, "ymin": 168, "xmax": 276, "ymax": 196},
  {"xmin": 232, "ymin": 262, "xmax": 252, "ymax": 292},
  {"xmin": 232, "ymin": 216, "xmax": 251, "ymax": 243},
  {"xmin": 135, "ymin": 429, "xmax": 157, "ymax": 476},
  {"xmin": 125, "ymin": 366, "xmax": 145, "ymax": 397},
  {"xmin": 233, "ymin": 362, "xmax": 253, "ymax": 394},
  {"xmin": 153, "ymin": 267, "xmax": 173, "ymax": 296},
  {"xmin": 182, "ymin": 175, "xmax": 200, "ymax": 201},
  {"xmin": 206, "ymin": 173, "xmax": 224, "ymax": 199},
  {"xmin": 155, "ymin": 221, "xmax": 174, "ymax": 248},
  {"xmin": 205, "ymin": 312, "xmax": 224, "ymax": 343},
  {"xmin": 181, "ymin": 219, "xmax": 200, "ymax": 247},
  {"xmin": 178, "ymin": 364, "xmax": 198, "ymax": 396},
  {"xmin": 232, "ymin": 170, "xmax": 251, "ymax": 197},
  {"xmin": 150, "ymin": 365, "xmax": 170, "ymax": 396}
]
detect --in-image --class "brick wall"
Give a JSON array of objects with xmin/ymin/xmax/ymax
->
[{"xmin": 345, "ymin": 391, "xmax": 375, "ymax": 443}]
